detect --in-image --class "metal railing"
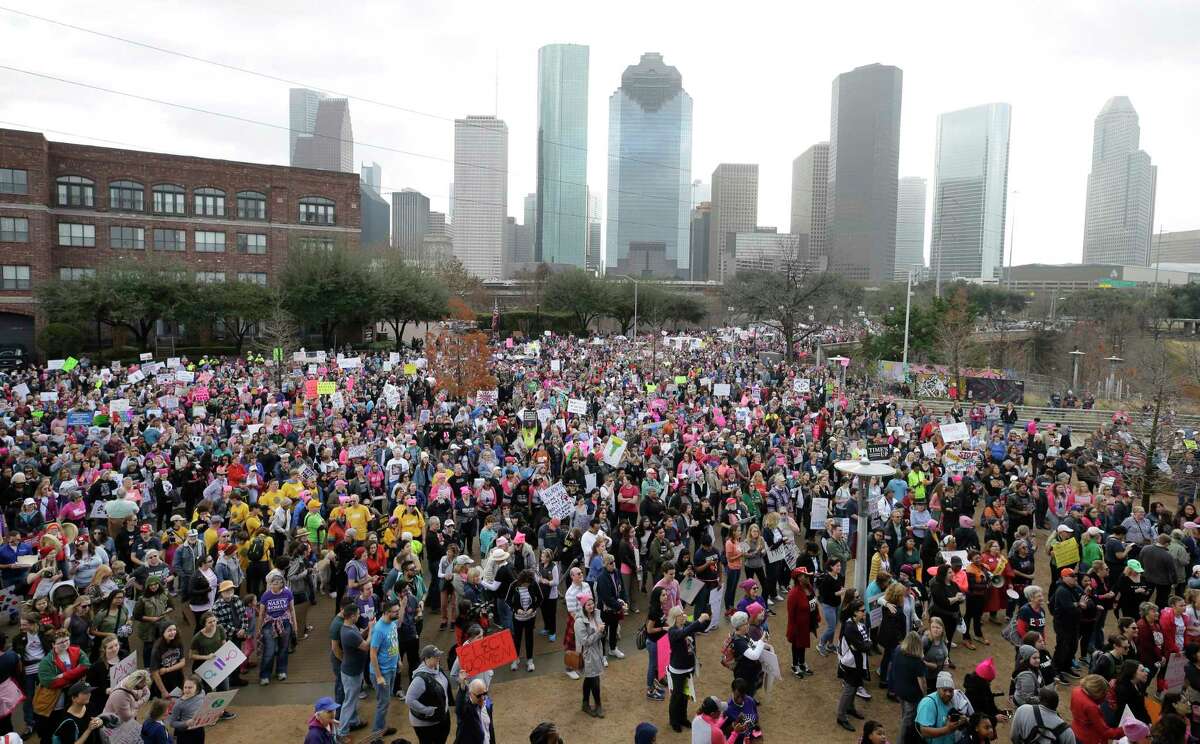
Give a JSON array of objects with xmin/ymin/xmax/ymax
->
[{"xmin": 891, "ymin": 398, "xmax": 1200, "ymax": 435}]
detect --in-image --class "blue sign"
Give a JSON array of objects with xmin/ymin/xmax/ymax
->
[{"xmin": 66, "ymin": 411, "xmax": 93, "ymax": 426}]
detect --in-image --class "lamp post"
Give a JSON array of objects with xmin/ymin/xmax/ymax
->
[
  {"xmin": 1069, "ymin": 348, "xmax": 1086, "ymax": 391},
  {"xmin": 618, "ymin": 274, "xmax": 640, "ymax": 339},
  {"xmin": 834, "ymin": 456, "xmax": 897, "ymax": 595},
  {"xmin": 902, "ymin": 270, "xmax": 914, "ymax": 376},
  {"xmin": 1104, "ymin": 355, "xmax": 1124, "ymax": 400}
]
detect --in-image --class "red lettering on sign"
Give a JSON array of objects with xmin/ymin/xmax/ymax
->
[{"xmin": 457, "ymin": 631, "xmax": 518, "ymax": 677}]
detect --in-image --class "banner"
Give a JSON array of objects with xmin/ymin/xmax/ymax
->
[
  {"xmin": 567, "ymin": 398, "xmax": 588, "ymax": 415},
  {"xmin": 175, "ymin": 369, "xmax": 195, "ymax": 383},
  {"xmin": 713, "ymin": 383, "xmax": 731, "ymax": 397},
  {"xmin": 476, "ymin": 389, "xmax": 498, "ymax": 405},
  {"xmin": 539, "ymin": 482, "xmax": 574, "ymax": 520},
  {"xmin": 196, "ymin": 641, "xmax": 247, "ymax": 690},
  {"xmin": 940, "ymin": 422, "xmax": 969, "ymax": 443},
  {"xmin": 457, "ymin": 632, "xmax": 518, "ymax": 676},
  {"xmin": 602, "ymin": 435, "xmax": 628, "ymax": 468},
  {"xmin": 347, "ymin": 445, "xmax": 368, "ymax": 459}
]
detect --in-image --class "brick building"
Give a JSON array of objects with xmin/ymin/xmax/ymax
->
[{"xmin": 0, "ymin": 128, "xmax": 360, "ymax": 353}]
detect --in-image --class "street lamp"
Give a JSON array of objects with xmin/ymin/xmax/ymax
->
[
  {"xmin": 617, "ymin": 274, "xmax": 640, "ymax": 339},
  {"xmin": 1104, "ymin": 355, "xmax": 1124, "ymax": 400},
  {"xmin": 834, "ymin": 455, "xmax": 897, "ymax": 595},
  {"xmin": 1069, "ymin": 348, "xmax": 1086, "ymax": 391},
  {"xmin": 902, "ymin": 270, "xmax": 914, "ymax": 376}
]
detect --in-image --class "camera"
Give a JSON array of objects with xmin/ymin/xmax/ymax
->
[{"xmin": 947, "ymin": 711, "xmax": 964, "ymax": 723}]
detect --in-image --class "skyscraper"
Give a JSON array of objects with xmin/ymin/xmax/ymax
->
[
  {"xmin": 690, "ymin": 180, "xmax": 710, "ymax": 209},
  {"xmin": 709, "ymin": 164, "xmax": 759, "ymax": 282},
  {"xmin": 392, "ymin": 189, "xmax": 431, "ymax": 261},
  {"xmin": 452, "ymin": 115, "xmax": 508, "ymax": 281},
  {"xmin": 895, "ymin": 177, "xmax": 927, "ymax": 280},
  {"xmin": 827, "ymin": 63, "xmax": 902, "ymax": 281},
  {"xmin": 586, "ymin": 188, "xmax": 602, "ymax": 273},
  {"xmin": 1082, "ymin": 97, "xmax": 1157, "ymax": 265},
  {"xmin": 790, "ymin": 142, "xmax": 829, "ymax": 263},
  {"xmin": 930, "ymin": 103, "xmax": 1011, "ymax": 282},
  {"xmin": 536, "ymin": 44, "xmax": 589, "ymax": 268},
  {"xmin": 523, "ymin": 193, "xmax": 537, "ymax": 234},
  {"xmin": 360, "ymin": 183, "xmax": 390, "ymax": 250},
  {"xmin": 606, "ymin": 52, "xmax": 693, "ymax": 274},
  {"xmin": 289, "ymin": 88, "xmax": 325, "ymax": 163},
  {"xmin": 291, "ymin": 95, "xmax": 353, "ymax": 172},
  {"xmin": 360, "ymin": 162, "xmax": 382, "ymax": 194},
  {"xmin": 690, "ymin": 202, "xmax": 712, "ymax": 280}
]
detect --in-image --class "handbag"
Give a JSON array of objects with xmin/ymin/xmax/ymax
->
[
  {"xmin": 0, "ymin": 678, "xmax": 25, "ymax": 720},
  {"xmin": 635, "ymin": 624, "xmax": 648, "ymax": 651},
  {"xmin": 32, "ymin": 684, "xmax": 61, "ymax": 717},
  {"xmin": 564, "ymin": 650, "xmax": 584, "ymax": 671}
]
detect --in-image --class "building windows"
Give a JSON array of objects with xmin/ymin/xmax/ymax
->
[
  {"xmin": 0, "ymin": 168, "xmax": 28, "ymax": 195},
  {"xmin": 60, "ymin": 267, "xmax": 95, "ymax": 281},
  {"xmin": 236, "ymin": 233, "xmax": 267, "ymax": 254},
  {"xmin": 56, "ymin": 176, "xmax": 95, "ymax": 207},
  {"xmin": 237, "ymin": 272, "xmax": 267, "ymax": 286},
  {"xmin": 108, "ymin": 180, "xmax": 145, "ymax": 211},
  {"xmin": 298, "ymin": 196, "xmax": 335, "ymax": 225},
  {"xmin": 297, "ymin": 237, "xmax": 335, "ymax": 251},
  {"xmin": 194, "ymin": 187, "xmax": 226, "ymax": 217},
  {"xmin": 0, "ymin": 216, "xmax": 29, "ymax": 242},
  {"xmin": 110, "ymin": 226, "xmax": 145, "ymax": 250},
  {"xmin": 152, "ymin": 184, "xmax": 186, "ymax": 215},
  {"xmin": 1, "ymin": 265, "xmax": 31, "ymax": 290},
  {"xmin": 58, "ymin": 222, "xmax": 96, "ymax": 247},
  {"xmin": 236, "ymin": 191, "xmax": 267, "ymax": 221},
  {"xmin": 153, "ymin": 228, "xmax": 186, "ymax": 251},
  {"xmin": 194, "ymin": 230, "xmax": 226, "ymax": 253},
  {"xmin": 196, "ymin": 271, "xmax": 225, "ymax": 284}
]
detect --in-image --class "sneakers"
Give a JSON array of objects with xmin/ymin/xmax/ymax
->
[
  {"xmin": 566, "ymin": 669, "xmax": 581, "ymax": 680},
  {"xmin": 394, "ymin": 687, "xmax": 407, "ymax": 699},
  {"xmin": 799, "ymin": 664, "xmax": 814, "ymax": 676},
  {"xmin": 837, "ymin": 719, "xmax": 855, "ymax": 732},
  {"xmin": 548, "ymin": 634, "xmax": 556, "ymax": 642},
  {"xmin": 527, "ymin": 660, "xmax": 535, "ymax": 672},
  {"xmin": 611, "ymin": 647, "xmax": 626, "ymax": 659},
  {"xmin": 220, "ymin": 711, "xmax": 237, "ymax": 721},
  {"xmin": 511, "ymin": 660, "xmax": 520, "ymax": 671},
  {"xmin": 817, "ymin": 643, "xmax": 830, "ymax": 657},
  {"xmin": 792, "ymin": 665, "xmax": 803, "ymax": 677},
  {"xmin": 856, "ymin": 687, "xmax": 872, "ymax": 700},
  {"xmin": 259, "ymin": 678, "xmax": 269, "ymax": 686},
  {"xmin": 646, "ymin": 687, "xmax": 665, "ymax": 700},
  {"xmin": 277, "ymin": 673, "xmax": 287, "ymax": 681},
  {"xmin": 602, "ymin": 657, "xmax": 609, "ymax": 667}
]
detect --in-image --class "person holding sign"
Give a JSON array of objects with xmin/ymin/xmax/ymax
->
[
  {"xmin": 50, "ymin": 681, "xmax": 104, "ymax": 744},
  {"xmin": 166, "ymin": 675, "xmax": 206, "ymax": 744}
]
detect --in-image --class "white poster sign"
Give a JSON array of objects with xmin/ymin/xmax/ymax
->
[
  {"xmin": 196, "ymin": 641, "xmax": 247, "ymax": 690},
  {"xmin": 567, "ymin": 398, "xmax": 588, "ymax": 415},
  {"xmin": 602, "ymin": 435, "xmax": 628, "ymax": 468},
  {"xmin": 793, "ymin": 378, "xmax": 811, "ymax": 394},
  {"xmin": 539, "ymin": 482, "xmax": 574, "ymax": 520},
  {"xmin": 713, "ymin": 383, "xmax": 731, "ymax": 397},
  {"xmin": 110, "ymin": 652, "xmax": 138, "ymax": 688},
  {"xmin": 809, "ymin": 497, "xmax": 829, "ymax": 530},
  {"xmin": 940, "ymin": 421, "xmax": 969, "ymax": 443},
  {"xmin": 175, "ymin": 370, "xmax": 195, "ymax": 383}
]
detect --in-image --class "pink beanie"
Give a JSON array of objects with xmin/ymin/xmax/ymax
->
[{"xmin": 975, "ymin": 657, "xmax": 996, "ymax": 682}]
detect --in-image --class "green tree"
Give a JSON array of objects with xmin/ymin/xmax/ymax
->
[
  {"xmin": 184, "ymin": 279, "xmax": 274, "ymax": 352},
  {"xmin": 543, "ymin": 268, "xmax": 612, "ymax": 332},
  {"xmin": 369, "ymin": 255, "xmax": 450, "ymax": 351},
  {"xmin": 278, "ymin": 245, "xmax": 373, "ymax": 347}
]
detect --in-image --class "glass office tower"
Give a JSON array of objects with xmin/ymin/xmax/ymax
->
[{"xmin": 536, "ymin": 44, "xmax": 589, "ymax": 267}]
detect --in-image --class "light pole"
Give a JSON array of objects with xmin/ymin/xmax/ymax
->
[
  {"xmin": 1006, "ymin": 190, "xmax": 1018, "ymax": 291},
  {"xmin": 1069, "ymin": 348, "xmax": 1085, "ymax": 391},
  {"xmin": 902, "ymin": 270, "xmax": 914, "ymax": 376},
  {"xmin": 618, "ymin": 274, "xmax": 640, "ymax": 339},
  {"xmin": 834, "ymin": 455, "xmax": 896, "ymax": 595}
]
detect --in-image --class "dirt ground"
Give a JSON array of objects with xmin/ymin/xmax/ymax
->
[{"xmin": 209, "ymin": 541, "xmax": 1062, "ymax": 744}]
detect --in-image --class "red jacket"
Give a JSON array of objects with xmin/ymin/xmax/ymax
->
[
  {"xmin": 1070, "ymin": 686, "xmax": 1122, "ymax": 744},
  {"xmin": 785, "ymin": 584, "xmax": 817, "ymax": 648}
]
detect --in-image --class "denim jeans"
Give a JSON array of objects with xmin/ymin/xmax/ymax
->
[
  {"xmin": 22, "ymin": 672, "xmax": 36, "ymax": 730},
  {"xmin": 494, "ymin": 598, "xmax": 513, "ymax": 631},
  {"xmin": 724, "ymin": 568, "xmax": 741, "ymax": 610},
  {"xmin": 373, "ymin": 668, "xmax": 396, "ymax": 733},
  {"xmin": 332, "ymin": 659, "xmax": 344, "ymax": 705},
  {"xmin": 338, "ymin": 671, "xmax": 362, "ymax": 737},
  {"xmin": 646, "ymin": 637, "xmax": 658, "ymax": 687},
  {"xmin": 260, "ymin": 620, "xmax": 293, "ymax": 680},
  {"xmin": 820, "ymin": 603, "xmax": 838, "ymax": 647}
]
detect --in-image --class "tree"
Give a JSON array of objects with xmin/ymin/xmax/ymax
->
[
  {"xmin": 543, "ymin": 268, "xmax": 612, "ymax": 332},
  {"xmin": 425, "ymin": 330, "xmax": 496, "ymax": 400},
  {"xmin": 369, "ymin": 255, "xmax": 450, "ymax": 351},
  {"xmin": 278, "ymin": 245, "xmax": 373, "ymax": 348},
  {"xmin": 723, "ymin": 237, "xmax": 861, "ymax": 361},
  {"xmin": 254, "ymin": 292, "xmax": 301, "ymax": 389},
  {"xmin": 184, "ymin": 279, "xmax": 274, "ymax": 352},
  {"xmin": 935, "ymin": 288, "xmax": 977, "ymax": 397},
  {"xmin": 435, "ymin": 257, "xmax": 487, "ymax": 311}
]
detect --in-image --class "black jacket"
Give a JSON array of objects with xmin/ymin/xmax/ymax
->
[{"xmin": 453, "ymin": 687, "xmax": 496, "ymax": 744}]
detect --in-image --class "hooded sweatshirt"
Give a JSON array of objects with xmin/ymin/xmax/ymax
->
[{"xmin": 1013, "ymin": 644, "xmax": 1042, "ymax": 707}]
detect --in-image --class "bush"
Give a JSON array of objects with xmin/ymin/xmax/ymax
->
[
  {"xmin": 38, "ymin": 323, "xmax": 84, "ymax": 357},
  {"xmin": 475, "ymin": 310, "xmax": 582, "ymax": 337}
]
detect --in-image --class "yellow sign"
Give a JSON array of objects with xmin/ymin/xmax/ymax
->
[
  {"xmin": 1185, "ymin": 439, "xmax": 1197, "ymax": 451},
  {"xmin": 317, "ymin": 381, "xmax": 336, "ymax": 395},
  {"xmin": 403, "ymin": 363, "xmax": 417, "ymax": 376},
  {"xmin": 1052, "ymin": 537, "xmax": 1080, "ymax": 567}
]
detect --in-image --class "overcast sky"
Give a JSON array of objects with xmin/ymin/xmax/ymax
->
[{"xmin": 2, "ymin": 0, "xmax": 1196, "ymax": 268}]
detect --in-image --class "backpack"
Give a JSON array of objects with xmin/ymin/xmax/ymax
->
[
  {"xmin": 1001, "ymin": 612, "xmax": 1022, "ymax": 646},
  {"xmin": 247, "ymin": 534, "xmax": 267, "ymax": 562},
  {"xmin": 720, "ymin": 632, "xmax": 737, "ymax": 669},
  {"xmin": 1017, "ymin": 706, "xmax": 1071, "ymax": 744}
]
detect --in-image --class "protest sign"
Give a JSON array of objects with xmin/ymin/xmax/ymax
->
[
  {"xmin": 196, "ymin": 641, "xmax": 247, "ymax": 689},
  {"xmin": 550, "ymin": 360, "xmax": 561, "ymax": 372},
  {"xmin": 62, "ymin": 357, "xmax": 79, "ymax": 372},
  {"xmin": 921, "ymin": 442, "xmax": 936, "ymax": 458},
  {"xmin": 347, "ymin": 445, "xmax": 368, "ymax": 459},
  {"xmin": 603, "ymin": 435, "xmax": 628, "ymax": 468},
  {"xmin": 158, "ymin": 396, "xmax": 179, "ymax": 410},
  {"xmin": 66, "ymin": 411, "xmax": 93, "ymax": 426},
  {"xmin": 139, "ymin": 352, "xmax": 153, "ymax": 361},
  {"xmin": 940, "ymin": 422, "xmax": 969, "ymax": 443},
  {"xmin": 12, "ymin": 383, "xmax": 29, "ymax": 398},
  {"xmin": 476, "ymin": 390, "xmax": 498, "ymax": 405},
  {"xmin": 767, "ymin": 541, "xmax": 798, "ymax": 568},
  {"xmin": 1165, "ymin": 653, "xmax": 1186, "ymax": 692},
  {"xmin": 40, "ymin": 391, "xmax": 58, "ymax": 402},
  {"xmin": 337, "ymin": 356, "xmax": 361, "ymax": 370},
  {"xmin": 109, "ymin": 399, "xmax": 131, "ymax": 414},
  {"xmin": 193, "ymin": 387, "xmax": 210, "ymax": 403},
  {"xmin": 166, "ymin": 357, "xmax": 181, "ymax": 368},
  {"xmin": 317, "ymin": 381, "xmax": 336, "ymax": 395},
  {"xmin": 585, "ymin": 473, "xmax": 597, "ymax": 493},
  {"xmin": 330, "ymin": 392, "xmax": 345, "ymax": 410},
  {"xmin": 866, "ymin": 444, "xmax": 891, "ymax": 462},
  {"xmin": 304, "ymin": 380, "xmax": 319, "ymax": 399},
  {"xmin": 175, "ymin": 370, "xmax": 195, "ymax": 383},
  {"xmin": 794, "ymin": 378, "xmax": 810, "ymax": 394},
  {"xmin": 521, "ymin": 410, "xmax": 537, "ymax": 428},
  {"xmin": 47, "ymin": 359, "xmax": 65, "ymax": 370},
  {"xmin": 1052, "ymin": 537, "xmax": 1080, "ymax": 567},
  {"xmin": 540, "ymin": 482, "xmax": 574, "ymax": 520},
  {"xmin": 403, "ymin": 363, "xmax": 417, "ymax": 376},
  {"xmin": 189, "ymin": 688, "xmax": 240, "ymax": 728},
  {"xmin": 89, "ymin": 501, "xmax": 108, "ymax": 519},
  {"xmin": 457, "ymin": 632, "xmax": 518, "ymax": 677},
  {"xmin": 110, "ymin": 652, "xmax": 137, "ymax": 688},
  {"xmin": 713, "ymin": 383, "xmax": 731, "ymax": 397},
  {"xmin": 567, "ymin": 398, "xmax": 588, "ymax": 415},
  {"xmin": 809, "ymin": 497, "xmax": 829, "ymax": 530},
  {"xmin": 678, "ymin": 577, "xmax": 703, "ymax": 606}
]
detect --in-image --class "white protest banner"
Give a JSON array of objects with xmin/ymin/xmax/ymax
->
[
  {"xmin": 940, "ymin": 421, "xmax": 969, "ymax": 443},
  {"xmin": 166, "ymin": 357, "xmax": 181, "ymax": 369},
  {"xmin": 794, "ymin": 378, "xmax": 811, "ymax": 394},
  {"xmin": 245, "ymin": 424, "xmax": 262, "ymax": 437},
  {"xmin": 12, "ymin": 383, "xmax": 29, "ymax": 398},
  {"xmin": 330, "ymin": 391, "xmax": 345, "ymax": 410},
  {"xmin": 189, "ymin": 688, "xmax": 240, "ymax": 727},
  {"xmin": 196, "ymin": 641, "xmax": 247, "ymax": 690},
  {"xmin": 766, "ymin": 541, "xmax": 798, "ymax": 568},
  {"xmin": 109, "ymin": 399, "xmax": 130, "ymax": 413},
  {"xmin": 476, "ymin": 389, "xmax": 498, "ymax": 406},
  {"xmin": 678, "ymin": 576, "xmax": 703, "ymax": 605},
  {"xmin": 298, "ymin": 464, "xmax": 318, "ymax": 482},
  {"xmin": 585, "ymin": 473, "xmax": 597, "ymax": 493},
  {"xmin": 337, "ymin": 356, "xmax": 362, "ymax": 370},
  {"xmin": 40, "ymin": 391, "xmax": 58, "ymax": 402},
  {"xmin": 192, "ymin": 406, "xmax": 207, "ymax": 418},
  {"xmin": 47, "ymin": 359, "xmax": 65, "ymax": 370},
  {"xmin": 536, "ymin": 408, "xmax": 552, "ymax": 428},
  {"xmin": 550, "ymin": 360, "xmax": 561, "ymax": 373},
  {"xmin": 158, "ymin": 396, "xmax": 179, "ymax": 410},
  {"xmin": 809, "ymin": 497, "xmax": 829, "ymax": 530},
  {"xmin": 602, "ymin": 435, "xmax": 628, "ymax": 468},
  {"xmin": 940, "ymin": 550, "xmax": 968, "ymax": 567},
  {"xmin": 921, "ymin": 442, "xmax": 936, "ymax": 458},
  {"xmin": 175, "ymin": 370, "xmax": 195, "ymax": 383},
  {"xmin": 139, "ymin": 352, "xmax": 153, "ymax": 361},
  {"xmin": 389, "ymin": 352, "xmax": 400, "ymax": 364},
  {"xmin": 126, "ymin": 370, "xmax": 145, "ymax": 385},
  {"xmin": 567, "ymin": 398, "xmax": 588, "ymax": 415},
  {"xmin": 699, "ymin": 377, "xmax": 712, "ymax": 388},
  {"xmin": 347, "ymin": 444, "xmax": 368, "ymax": 459},
  {"xmin": 869, "ymin": 606, "xmax": 883, "ymax": 629},
  {"xmin": 110, "ymin": 652, "xmax": 137, "ymax": 688},
  {"xmin": 539, "ymin": 482, "xmax": 574, "ymax": 520},
  {"xmin": 89, "ymin": 501, "xmax": 108, "ymax": 519},
  {"xmin": 713, "ymin": 383, "xmax": 731, "ymax": 397}
]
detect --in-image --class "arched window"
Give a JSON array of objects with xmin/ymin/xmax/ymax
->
[
  {"xmin": 152, "ymin": 184, "xmax": 186, "ymax": 215},
  {"xmin": 108, "ymin": 180, "xmax": 144, "ymax": 211},
  {"xmin": 236, "ymin": 190, "xmax": 267, "ymax": 220},
  {"xmin": 298, "ymin": 196, "xmax": 335, "ymax": 225},
  {"xmin": 193, "ymin": 187, "xmax": 226, "ymax": 217},
  {"xmin": 56, "ymin": 176, "xmax": 94, "ymax": 207}
]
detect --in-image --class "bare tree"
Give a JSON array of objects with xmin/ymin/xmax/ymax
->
[{"xmin": 936, "ymin": 288, "xmax": 977, "ymax": 398}]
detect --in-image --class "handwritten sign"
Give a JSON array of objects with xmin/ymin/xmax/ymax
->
[
  {"xmin": 567, "ymin": 398, "xmax": 588, "ymax": 415},
  {"xmin": 317, "ymin": 381, "xmax": 336, "ymax": 395},
  {"xmin": 809, "ymin": 497, "xmax": 829, "ymax": 530},
  {"xmin": 940, "ymin": 422, "xmax": 969, "ymax": 443},
  {"xmin": 336, "ymin": 356, "xmax": 362, "ymax": 370},
  {"xmin": 196, "ymin": 641, "xmax": 247, "ymax": 689},
  {"xmin": 457, "ymin": 632, "xmax": 518, "ymax": 677},
  {"xmin": 794, "ymin": 378, "xmax": 810, "ymax": 394},
  {"xmin": 189, "ymin": 688, "xmax": 240, "ymax": 727},
  {"xmin": 304, "ymin": 380, "xmax": 319, "ymax": 399},
  {"xmin": 1165, "ymin": 652, "xmax": 1186, "ymax": 692},
  {"xmin": 476, "ymin": 390, "xmax": 498, "ymax": 405},
  {"xmin": 1052, "ymin": 537, "xmax": 1080, "ymax": 567},
  {"xmin": 678, "ymin": 576, "xmax": 703, "ymax": 605},
  {"xmin": 539, "ymin": 482, "xmax": 574, "ymax": 520},
  {"xmin": 713, "ymin": 383, "xmax": 731, "ymax": 397},
  {"xmin": 110, "ymin": 652, "xmax": 137, "ymax": 688},
  {"xmin": 62, "ymin": 356, "xmax": 79, "ymax": 372}
]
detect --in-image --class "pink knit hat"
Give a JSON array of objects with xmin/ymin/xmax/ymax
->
[{"xmin": 975, "ymin": 657, "xmax": 996, "ymax": 682}]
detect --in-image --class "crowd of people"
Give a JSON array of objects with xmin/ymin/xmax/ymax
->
[{"xmin": 0, "ymin": 328, "xmax": 1198, "ymax": 744}]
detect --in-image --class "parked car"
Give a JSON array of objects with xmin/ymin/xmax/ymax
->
[{"xmin": 0, "ymin": 344, "xmax": 28, "ymax": 370}]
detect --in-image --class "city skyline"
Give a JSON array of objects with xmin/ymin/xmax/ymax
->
[
  {"xmin": 1082, "ymin": 96, "xmax": 1156, "ymax": 266},
  {"xmin": 535, "ymin": 43, "xmax": 589, "ymax": 268},
  {"xmin": 2, "ymin": 2, "xmax": 1196, "ymax": 271}
]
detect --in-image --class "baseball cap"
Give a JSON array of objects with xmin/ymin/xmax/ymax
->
[
  {"xmin": 1127, "ymin": 559, "xmax": 1144, "ymax": 573},
  {"xmin": 1056, "ymin": 524, "xmax": 1073, "ymax": 533},
  {"xmin": 420, "ymin": 644, "xmax": 443, "ymax": 660},
  {"xmin": 314, "ymin": 696, "xmax": 339, "ymax": 713},
  {"xmin": 68, "ymin": 681, "xmax": 95, "ymax": 697},
  {"xmin": 1059, "ymin": 568, "xmax": 1076, "ymax": 578}
]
